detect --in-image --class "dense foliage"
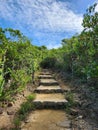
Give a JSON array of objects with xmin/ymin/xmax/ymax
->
[
  {"xmin": 41, "ymin": 4, "xmax": 98, "ymax": 86},
  {"xmin": 0, "ymin": 28, "xmax": 47, "ymax": 101}
]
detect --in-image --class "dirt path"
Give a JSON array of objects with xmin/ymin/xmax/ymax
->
[
  {"xmin": 21, "ymin": 110, "xmax": 71, "ymax": 130},
  {"xmin": 21, "ymin": 69, "xmax": 72, "ymax": 130}
]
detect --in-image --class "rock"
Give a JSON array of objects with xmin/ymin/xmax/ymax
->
[
  {"xmin": 93, "ymin": 128, "xmax": 98, "ymax": 130},
  {"xmin": 76, "ymin": 115, "xmax": 83, "ymax": 119},
  {"xmin": 57, "ymin": 120, "xmax": 71, "ymax": 128},
  {"xmin": 0, "ymin": 107, "xmax": 3, "ymax": 114},
  {"xmin": 25, "ymin": 120, "xmax": 30, "ymax": 123},
  {"xmin": 70, "ymin": 108, "xmax": 79, "ymax": 116},
  {"xmin": 22, "ymin": 128, "xmax": 28, "ymax": 130},
  {"xmin": 7, "ymin": 102, "xmax": 13, "ymax": 107},
  {"xmin": 90, "ymin": 112, "xmax": 96, "ymax": 119},
  {"xmin": 74, "ymin": 100, "xmax": 81, "ymax": 107},
  {"xmin": 21, "ymin": 122, "xmax": 25, "ymax": 128},
  {"xmin": 7, "ymin": 110, "xmax": 14, "ymax": 115}
]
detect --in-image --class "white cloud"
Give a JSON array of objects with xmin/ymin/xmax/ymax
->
[
  {"xmin": 33, "ymin": 31, "xmax": 63, "ymax": 49},
  {"xmin": 95, "ymin": 3, "xmax": 98, "ymax": 12},
  {"xmin": 93, "ymin": 0, "xmax": 98, "ymax": 12},
  {"xmin": 0, "ymin": 0, "xmax": 83, "ymax": 33},
  {"xmin": 47, "ymin": 43, "xmax": 61, "ymax": 49}
]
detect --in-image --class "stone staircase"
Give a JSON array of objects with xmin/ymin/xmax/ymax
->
[{"xmin": 33, "ymin": 70, "xmax": 68, "ymax": 109}]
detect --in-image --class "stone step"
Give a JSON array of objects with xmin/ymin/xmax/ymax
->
[
  {"xmin": 34, "ymin": 85, "xmax": 64, "ymax": 93},
  {"xmin": 40, "ymin": 79, "xmax": 59, "ymax": 86},
  {"xmin": 42, "ymin": 69, "xmax": 50, "ymax": 72},
  {"xmin": 33, "ymin": 94, "xmax": 68, "ymax": 109},
  {"xmin": 38, "ymin": 75, "xmax": 53, "ymax": 79},
  {"xmin": 40, "ymin": 72, "xmax": 51, "ymax": 75}
]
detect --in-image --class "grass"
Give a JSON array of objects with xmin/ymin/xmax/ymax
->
[
  {"xmin": 13, "ymin": 93, "xmax": 36, "ymax": 129},
  {"xmin": 10, "ymin": 128, "xmax": 21, "ymax": 130},
  {"xmin": 65, "ymin": 91, "xmax": 75, "ymax": 113},
  {"xmin": 26, "ymin": 93, "xmax": 36, "ymax": 101}
]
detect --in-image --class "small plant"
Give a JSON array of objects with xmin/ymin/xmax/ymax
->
[
  {"xmin": 13, "ymin": 93, "xmax": 35, "ymax": 129},
  {"xmin": 66, "ymin": 91, "xmax": 74, "ymax": 106},
  {"xmin": 18, "ymin": 94, "xmax": 35, "ymax": 117},
  {"xmin": 65, "ymin": 91, "xmax": 75, "ymax": 113},
  {"xmin": 18, "ymin": 101, "xmax": 34, "ymax": 115},
  {"xmin": 26, "ymin": 93, "xmax": 36, "ymax": 102},
  {"xmin": 13, "ymin": 118, "xmax": 21, "ymax": 129},
  {"xmin": 10, "ymin": 128, "xmax": 21, "ymax": 130}
]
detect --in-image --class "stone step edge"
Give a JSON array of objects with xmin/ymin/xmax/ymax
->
[
  {"xmin": 40, "ymin": 82, "xmax": 59, "ymax": 86},
  {"xmin": 34, "ymin": 87, "xmax": 69, "ymax": 93},
  {"xmin": 38, "ymin": 76, "xmax": 53, "ymax": 79},
  {"xmin": 40, "ymin": 73, "xmax": 51, "ymax": 75},
  {"xmin": 34, "ymin": 89, "xmax": 65, "ymax": 93},
  {"xmin": 33, "ymin": 100, "xmax": 68, "ymax": 109}
]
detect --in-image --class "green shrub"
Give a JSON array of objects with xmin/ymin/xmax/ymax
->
[
  {"xmin": 40, "ymin": 57, "xmax": 57, "ymax": 68},
  {"xmin": 10, "ymin": 69, "xmax": 31, "ymax": 91},
  {"xmin": 65, "ymin": 91, "xmax": 75, "ymax": 113},
  {"xmin": 66, "ymin": 91, "xmax": 74, "ymax": 107},
  {"xmin": 26, "ymin": 93, "xmax": 36, "ymax": 102},
  {"xmin": 18, "ymin": 101, "xmax": 34, "ymax": 115},
  {"xmin": 13, "ymin": 118, "xmax": 21, "ymax": 129}
]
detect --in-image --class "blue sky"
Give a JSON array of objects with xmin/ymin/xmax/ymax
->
[{"xmin": 0, "ymin": 0, "xmax": 98, "ymax": 49}]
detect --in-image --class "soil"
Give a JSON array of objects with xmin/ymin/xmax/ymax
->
[
  {"xmin": 0, "ymin": 83, "xmax": 35, "ymax": 129},
  {"xmin": 21, "ymin": 110, "xmax": 71, "ymax": 130}
]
